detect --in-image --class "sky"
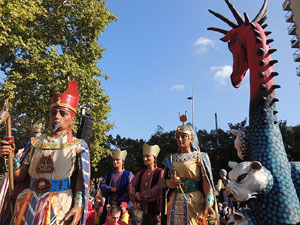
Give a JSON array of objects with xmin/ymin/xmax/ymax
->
[{"xmin": 98, "ymin": 0, "xmax": 300, "ymax": 141}]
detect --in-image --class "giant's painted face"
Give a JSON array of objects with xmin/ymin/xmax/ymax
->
[
  {"xmin": 50, "ymin": 107, "xmax": 74, "ymax": 134},
  {"xmin": 227, "ymin": 161, "xmax": 273, "ymax": 202}
]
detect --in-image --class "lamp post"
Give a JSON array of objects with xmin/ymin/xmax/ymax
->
[
  {"xmin": 215, "ymin": 112, "xmax": 219, "ymax": 146},
  {"xmin": 187, "ymin": 86, "xmax": 195, "ymax": 130}
]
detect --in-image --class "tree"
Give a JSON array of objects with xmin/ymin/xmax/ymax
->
[
  {"xmin": 279, "ymin": 121, "xmax": 300, "ymax": 162},
  {"xmin": 0, "ymin": 0, "xmax": 116, "ymax": 171}
]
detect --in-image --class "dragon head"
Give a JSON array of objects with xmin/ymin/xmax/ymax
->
[
  {"xmin": 221, "ymin": 27, "xmax": 249, "ymax": 88},
  {"xmin": 208, "ymin": 0, "xmax": 268, "ymax": 88}
]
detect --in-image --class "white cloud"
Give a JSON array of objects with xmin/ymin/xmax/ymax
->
[
  {"xmin": 193, "ymin": 37, "xmax": 216, "ymax": 54},
  {"xmin": 169, "ymin": 84, "xmax": 185, "ymax": 91},
  {"xmin": 210, "ymin": 65, "xmax": 232, "ymax": 86}
]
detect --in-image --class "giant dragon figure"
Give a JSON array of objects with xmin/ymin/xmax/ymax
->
[{"xmin": 208, "ymin": 0, "xmax": 300, "ymax": 224}]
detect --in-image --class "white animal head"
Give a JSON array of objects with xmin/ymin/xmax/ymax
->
[
  {"xmin": 227, "ymin": 161, "xmax": 273, "ymax": 202},
  {"xmin": 230, "ymin": 129, "xmax": 247, "ymax": 160},
  {"xmin": 227, "ymin": 212, "xmax": 249, "ymax": 225}
]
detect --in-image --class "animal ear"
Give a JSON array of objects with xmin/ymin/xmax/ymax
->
[
  {"xmin": 230, "ymin": 129, "xmax": 239, "ymax": 137},
  {"xmin": 233, "ymin": 212, "xmax": 244, "ymax": 221},
  {"xmin": 250, "ymin": 161, "xmax": 262, "ymax": 170},
  {"xmin": 228, "ymin": 161, "xmax": 238, "ymax": 168}
]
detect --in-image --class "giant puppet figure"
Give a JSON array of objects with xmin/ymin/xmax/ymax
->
[
  {"xmin": 161, "ymin": 113, "xmax": 216, "ymax": 225},
  {"xmin": 129, "ymin": 143, "xmax": 164, "ymax": 225},
  {"xmin": 208, "ymin": 0, "xmax": 300, "ymax": 224},
  {"xmin": 0, "ymin": 80, "xmax": 90, "ymax": 225},
  {"xmin": 100, "ymin": 149, "xmax": 134, "ymax": 225}
]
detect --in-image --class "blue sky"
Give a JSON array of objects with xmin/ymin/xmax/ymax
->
[{"xmin": 99, "ymin": 0, "xmax": 300, "ymax": 140}]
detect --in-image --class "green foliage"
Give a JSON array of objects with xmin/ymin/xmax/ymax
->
[
  {"xmin": 0, "ymin": 0, "xmax": 116, "ymax": 171},
  {"xmin": 100, "ymin": 120, "xmax": 300, "ymax": 184},
  {"xmin": 279, "ymin": 120, "xmax": 300, "ymax": 161}
]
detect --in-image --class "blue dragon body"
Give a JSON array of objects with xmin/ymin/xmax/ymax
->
[{"xmin": 208, "ymin": 0, "xmax": 300, "ymax": 224}]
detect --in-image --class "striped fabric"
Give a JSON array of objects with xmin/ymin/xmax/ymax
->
[
  {"xmin": 80, "ymin": 140, "xmax": 90, "ymax": 225},
  {"xmin": 0, "ymin": 174, "xmax": 8, "ymax": 213},
  {"xmin": 13, "ymin": 139, "xmax": 90, "ymax": 225}
]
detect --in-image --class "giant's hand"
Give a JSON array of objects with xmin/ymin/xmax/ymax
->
[
  {"xmin": 64, "ymin": 206, "xmax": 82, "ymax": 225},
  {"xmin": 165, "ymin": 179, "xmax": 182, "ymax": 189},
  {"xmin": 205, "ymin": 205, "xmax": 216, "ymax": 218},
  {"xmin": 0, "ymin": 140, "xmax": 15, "ymax": 157}
]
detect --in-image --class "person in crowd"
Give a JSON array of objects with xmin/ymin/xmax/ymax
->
[
  {"xmin": 151, "ymin": 215, "xmax": 161, "ymax": 225},
  {"xmin": 100, "ymin": 149, "xmax": 134, "ymax": 224},
  {"xmin": 105, "ymin": 204, "xmax": 112, "ymax": 224},
  {"xmin": 128, "ymin": 208, "xmax": 143, "ymax": 225},
  {"xmin": 100, "ymin": 197, "xmax": 106, "ymax": 211},
  {"xmin": 0, "ymin": 80, "xmax": 90, "ymax": 225},
  {"xmin": 218, "ymin": 202, "xmax": 225, "ymax": 219},
  {"xmin": 225, "ymin": 207, "xmax": 232, "ymax": 221},
  {"xmin": 161, "ymin": 113, "xmax": 216, "ymax": 225},
  {"xmin": 129, "ymin": 144, "xmax": 164, "ymax": 225},
  {"xmin": 215, "ymin": 169, "xmax": 233, "ymax": 209},
  {"xmin": 104, "ymin": 207, "xmax": 127, "ymax": 225},
  {"xmin": 120, "ymin": 202, "xmax": 129, "ymax": 224},
  {"xmin": 86, "ymin": 199, "xmax": 104, "ymax": 225}
]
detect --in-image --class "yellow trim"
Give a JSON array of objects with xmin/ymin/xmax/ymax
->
[{"xmin": 50, "ymin": 102, "xmax": 76, "ymax": 112}]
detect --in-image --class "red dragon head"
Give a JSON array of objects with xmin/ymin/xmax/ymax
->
[{"xmin": 207, "ymin": 0, "xmax": 268, "ymax": 89}]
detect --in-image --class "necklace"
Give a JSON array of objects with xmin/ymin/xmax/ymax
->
[
  {"xmin": 36, "ymin": 150, "xmax": 55, "ymax": 173},
  {"xmin": 112, "ymin": 169, "xmax": 124, "ymax": 187}
]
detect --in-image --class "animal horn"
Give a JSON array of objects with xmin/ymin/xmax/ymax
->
[
  {"xmin": 257, "ymin": 11, "xmax": 268, "ymax": 25},
  {"xmin": 266, "ymin": 39, "xmax": 274, "ymax": 44},
  {"xmin": 265, "ymin": 31, "xmax": 272, "ymax": 36},
  {"xmin": 208, "ymin": 9, "xmax": 238, "ymax": 28},
  {"xmin": 244, "ymin": 12, "xmax": 250, "ymax": 25},
  {"xmin": 268, "ymin": 49, "xmax": 277, "ymax": 55},
  {"xmin": 224, "ymin": 0, "xmax": 244, "ymax": 25},
  {"xmin": 207, "ymin": 27, "xmax": 228, "ymax": 35},
  {"xmin": 253, "ymin": 0, "xmax": 268, "ymax": 23}
]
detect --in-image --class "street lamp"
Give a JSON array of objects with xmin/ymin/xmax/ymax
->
[{"xmin": 187, "ymin": 86, "xmax": 195, "ymax": 130}]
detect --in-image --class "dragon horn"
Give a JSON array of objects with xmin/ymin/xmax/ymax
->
[
  {"xmin": 208, "ymin": 9, "xmax": 238, "ymax": 28},
  {"xmin": 253, "ymin": 0, "xmax": 268, "ymax": 23},
  {"xmin": 225, "ymin": 0, "xmax": 244, "ymax": 25},
  {"xmin": 207, "ymin": 27, "xmax": 228, "ymax": 35},
  {"xmin": 244, "ymin": 12, "xmax": 250, "ymax": 25}
]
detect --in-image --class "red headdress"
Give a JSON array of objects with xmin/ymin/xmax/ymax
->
[{"xmin": 50, "ymin": 80, "xmax": 80, "ymax": 117}]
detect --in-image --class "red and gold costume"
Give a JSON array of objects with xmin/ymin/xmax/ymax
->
[
  {"xmin": 12, "ymin": 81, "xmax": 90, "ymax": 225},
  {"xmin": 129, "ymin": 144, "xmax": 164, "ymax": 225}
]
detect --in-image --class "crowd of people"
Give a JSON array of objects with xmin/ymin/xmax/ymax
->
[
  {"xmin": 0, "ymin": 81, "xmax": 235, "ymax": 225},
  {"xmin": 85, "ymin": 113, "xmax": 233, "ymax": 225}
]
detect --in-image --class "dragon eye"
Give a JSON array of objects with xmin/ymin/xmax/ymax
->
[{"xmin": 237, "ymin": 173, "xmax": 247, "ymax": 183}]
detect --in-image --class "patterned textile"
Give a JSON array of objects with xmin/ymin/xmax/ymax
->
[
  {"xmin": 0, "ymin": 144, "xmax": 32, "ymax": 225},
  {"xmin": 162, "ymin": 152, "xmax": 213, "ymax": 225},
  {"xmin": 100, "ymin": 170, "xmax": 134, "ymax": 225},
  {"xmin": 129, "ymin": 168, "xmax": 164, "ymax": 216},
  {"xmin": 80, "ymin": 141, "xmax": 91, "ymax": 225},
  {"xmin": 180, "ymin": 178, "xmax": 201, "ymax": 193},
  {"xmin": 12, "ymin": 135, "xmax": 90, "ymax": 225}
]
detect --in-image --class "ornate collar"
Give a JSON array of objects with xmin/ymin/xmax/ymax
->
[
  {"xmin": 31, "ymin": 134, "xmax": 81, "ymax": 149},
  {"xmin": 172, "ymin": 151, "xmax": 200, "ymax": 162}
]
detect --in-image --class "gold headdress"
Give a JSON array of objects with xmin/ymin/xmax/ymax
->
[
  {"xmin": 143, "ymin": 144, "xmax": 160, "ymax": 157},
  {"xmin": 112, "ymin": 149, "xmax": 127, "ymax": 161},
  {"xmin": 176, "ymin": 111, "xmax": 193, "ymax": 138}
]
